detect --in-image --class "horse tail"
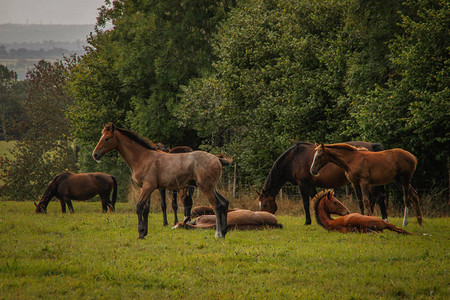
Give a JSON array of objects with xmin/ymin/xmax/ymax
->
[
  {"xmin": 372, "ymin": 143, "xmax": 384, "ymax": 152},
  {"xmin": 216, "ymin": 155, "xmax": 233, "ymax": 166},
  {"xmin": 111, "ymin": 176, "xmax": 117, "ymax": 210}
]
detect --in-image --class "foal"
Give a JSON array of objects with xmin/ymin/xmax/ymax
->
[{"xmin": 314, "ymin": 190, "xmax": 417, "ymax": 234}]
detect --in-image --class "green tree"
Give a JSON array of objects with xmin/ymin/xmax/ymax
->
[
  {"xmin": 350, "ymin": 0, "xmax": 449, "ymax": 191},
  {"xmin": 178, "ymin": 0, "xmax": 352, "ymax": 183},
  {"xmin": 0, "ymin": 60, "xmax": 78, "ymax": 200}
]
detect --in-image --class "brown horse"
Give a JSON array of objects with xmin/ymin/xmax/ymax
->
[
  {"xmin": 34, "ymin": 172, "xmax": 117, "ymax": 214},
  {"xmin": 314, "ymin": 190, "xmax": 420, "ymax": 234},
  {"xmin": 310, "ymin": 143, "xmax": 423, "ymax": 226},
  {"xmin": 257, "ymin": 141, "xmax": 388, "ymax": 225},
  {"xmin": 173, "ymin": 209, "xmax": 282, "ymax": 230},
  {"xmin": 92, "ymin": 123, "xmax": 231, "ymax": 239},
  {"xmin": 156, "ymin": 144, "xmax": 195, "ymax": 226}
]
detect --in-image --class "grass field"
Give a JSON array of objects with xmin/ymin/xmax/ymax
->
[{"xmin": 0, "ymin": 201, "xmax": 448, "ymax": 299}]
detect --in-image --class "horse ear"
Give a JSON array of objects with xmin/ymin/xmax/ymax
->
[
  {"xmin": 256, "ymin": 190, "xmax": 261, "ymax": 196},
  {"xmin": 110, "ymin": 123, "xmax": 116, "ymax": 133},
  {"xmin": 327, "ymin": 190, "xmax": 332, "ymax": 198},
  {"xmin": 34, "ymin": 202, "xmax": 38, "ymax": 207}
]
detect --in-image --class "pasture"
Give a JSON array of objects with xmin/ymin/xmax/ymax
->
[{"xmin": 0, "ymin": 201, "xmax": 448, "ymax": 299}]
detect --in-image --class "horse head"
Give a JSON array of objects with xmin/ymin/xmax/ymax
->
[
  {"xmin": 93, "ymin": 123, "xmax": 118, "ymax": 161},
  {"xmin": 323, "ymin": 191, "xmax": 349, "ymax": 216},
  {"xmin": 310, "ymin": 143, "xmax": 329, "ymax": 176},
  {"xmin": 257, "ymin": 190, "xmax": 278, "ymax": 214},
  {"xmin": 34, "ymin": 201, "xmax": 47, "ymax": 213}
]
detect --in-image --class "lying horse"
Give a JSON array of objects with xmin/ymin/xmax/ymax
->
[
  {"xmin": 173, "ymin": 209, "xmax": 282, "ymax": 230},
  {"xmin": 35, "ymin": 172, "xmax": 117, "ymax": 213},
  {"xmin": 314, "ymin": 190, "xmax": 419, "ymax": 234}
]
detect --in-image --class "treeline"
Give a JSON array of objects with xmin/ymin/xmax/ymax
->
[
  {"xmin": 0, "ymin": 45, "xmax": 76, "ymax": 59},
  {"xmin": 1, "ymin": 0, "xmax": 448, "ymax": 203}
]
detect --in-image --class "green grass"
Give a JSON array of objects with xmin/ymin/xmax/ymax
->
[
  {"xmin": 0, "ymin": 201, "xmax": 448, "ymax": 299},
  {"xmin": 0, "ymin": 140, "xmax": 16, "ymax": 159}
]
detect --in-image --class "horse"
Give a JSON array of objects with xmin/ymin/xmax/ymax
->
[
  {"xmin": 156, "ymin": 144, "xmax": 195, "ymax": 226},
  {"xmin": 310, "ymin": 143, "xmax": 423, "ymax": 226},
  {"xmin": 34, "ymin": 172, "xmax": 117, "ymax": 214},
  {"xmin": 314, "ymin": 190, "xmax": 421, "ymax": 234},
  {"xmin": 92, "ymin": 123, "xmax": 232, "ymax": 239},
  {"xmin": 257, "ymin": 141, "xmax": 388, "ymax": 225},
  {"xmin": 173, "ymin": 209, "xmax": 282, "ymax": 230}
]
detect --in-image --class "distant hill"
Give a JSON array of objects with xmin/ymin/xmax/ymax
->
[{"xmin": 0, "ymin": 24, "xmax": 96, "ymax": 44}]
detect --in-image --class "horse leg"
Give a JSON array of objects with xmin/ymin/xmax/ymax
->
[
  {"xmin": 59, "ymin": 198, "xmax": 67, "ymax": 213},
  {"xmin": 159, "ymin": 189, "xmax": 168, "ymax": 226},
  {"xmin": 371, "ymin": 186, "xmax": 388, "ymax": 221},
  {"xmin": 300, "ymin": 185, "xmax": 315, "ymax": 225},
  {"xmin": 203, "ymin": 189, "xmax": 228, "ymax": 238},
  {"xmin": 99, "ymin": 193, "xmax": 110, "ymax": 213},
  {"xmin": 171, "ymin": 190, "xmax": 179, "ymax": 225},
  {"xmin": 409, "ymin": 185, "xmax": 423, "ymax": 226},
  {"xmin": 400, "ymin": 181, "xmax": 409, "ymax": 227},
  {"xmin": 137, "ymin": 186, "xmax": 154, "ymax": 239},
  {"xmin": 352, "ymin": 183, "xmax": 365, "ymax": 215},
  {"xmin": 182, "ymin": 186, "xmax": 194, "ymax": 223},
  {"xmin": 360, "ymin": 184, "xmax": 371, "ymax": 216}
]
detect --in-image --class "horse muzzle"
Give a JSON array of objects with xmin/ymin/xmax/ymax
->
[{"xmin": 92, "ymin": 152, "xmax": 102, "ymax": 162}]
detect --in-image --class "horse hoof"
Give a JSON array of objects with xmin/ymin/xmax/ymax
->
[
  {"xmin": 138, "ymin": 236, "xmax": 146, "ymax": 240},
  {"xmin": 304, "ymin": 221, "xmax": 311, "ymax": 225}
]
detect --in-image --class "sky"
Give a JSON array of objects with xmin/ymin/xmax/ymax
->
[{"xmin": 0, "ymin": 0, "xmax": 106, "ymax": 25}]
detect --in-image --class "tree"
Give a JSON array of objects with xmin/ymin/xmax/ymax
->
[{"xmin": 0, "ymin": 60, "xmax": 78, "ymax": 200}]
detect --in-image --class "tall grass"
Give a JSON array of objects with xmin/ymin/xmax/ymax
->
[{"xmin": 0, "ymin": 201, "xmax": 448, "ymax": 299}]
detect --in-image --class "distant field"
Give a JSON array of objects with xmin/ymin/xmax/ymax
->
[{"xmin": 0, "ymin": 201, "xmax": 448, "ymax": 299}]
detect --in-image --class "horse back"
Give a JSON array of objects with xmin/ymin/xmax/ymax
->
[{"xmin": 58, "ymin": 172, "xmax": 111, "ymax": 200}]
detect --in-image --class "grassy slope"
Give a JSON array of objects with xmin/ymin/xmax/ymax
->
[{"xmin": 0, "ymin": 201, "xmax": 448, "ymax": 299}]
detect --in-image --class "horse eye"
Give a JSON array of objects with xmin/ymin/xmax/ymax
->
[{"xmin": 105, "ymin": 137, "xmax": 111, "ymax": 142}]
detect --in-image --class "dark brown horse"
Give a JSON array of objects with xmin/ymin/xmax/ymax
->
[
  {"xmin": 173, "ymin": 209, "xmax": 282, "ymax": 230},
  {"xmin": 34, "ymin": 172, "xmax": 117, "ymax": 213},
  {"xmin": 156, "ymin": 144, "xmax": 195, "ymax": 226},
  {"xmin": 257, "ymin": 141, "xmax": 387, "ymax": 225},
  {"xmin": 314, "ymin": 190, "xmax": 420, "ymax": 234},
  {"xmin": 310, "ymin": 143, "xmax": 423, "ymax": 226},
  {"xmin": 92, "ymin": 123, "xmax": 231, "ymax": 239}
]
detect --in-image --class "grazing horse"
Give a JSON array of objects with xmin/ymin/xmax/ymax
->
[
  {"xmin": 257, "ymin": 141, "xmax": 388, "ymax": 225},
  {"xmin": 92, "ymin": 123, "xmax": 231, "ymax": 239},
  {"xmin": 156, "ymin": 144, "xmax": 195, "ymax": 226},
  {"xmin": 34, "ymin": 172, "xmax": 117, "ymax": 213},
  {"xmin": 314, "ymin": 190, "xmax": 420, "ymax": 234},
  {"xmin": 310, "ymin": 143, "xmax": 423, "ymax": 226},
  {"xmin": 173, "ymin": 209, "xmax": 282, "ymax": 230}
]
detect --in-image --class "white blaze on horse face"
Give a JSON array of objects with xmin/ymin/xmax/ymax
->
[
  {"xmin": 311, "ymin": 151, "xmax": 319, "ymax": 175},
  {"xmin": 258, "ymin": 201, "xmax": 261, "ymax": 210}
]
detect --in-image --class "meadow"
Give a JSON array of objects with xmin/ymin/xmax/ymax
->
[{"xmin": 0, "ymin": 201, "xmax": 448, "ymax": 299}]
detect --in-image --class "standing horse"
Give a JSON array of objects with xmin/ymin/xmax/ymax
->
[
  {"xmin": 310, "ymin": 143, "xmax": 423, "ymax": 226},
  {"xmin": 314, "ymin": 190, "xmax": 419, "ymax": 234},
  {"xmin": 257, "ymin": 141, "xmax": 388, "ymax": 225},
  {"xmin": 156, "ymin": 144, "xmax": 195, "ymax": 226},
  {"xmin": 173, "ymin": 209, "xmax": 282, "ymax": 230},
  {"xmin": 92, "ymin": 123, "xmax": 231, "ymax": 239},
  {"xmin": 34, "ymin": 172, "xmax": 117, "ymax": 213}
]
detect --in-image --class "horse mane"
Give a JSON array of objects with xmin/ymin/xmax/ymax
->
[
  {"xmin": 114, "ymin": 126, "xmax": 157, "ymax": 151},
  {"xmin": 262, "ymin": 142, "xmax": 311, "ymax": 195},
  {"xmin": 313, "ymin": 190, "xmax": 334, "ymax": 230},
  {"xmin": 324, "ymin": 143, "xmax": 368, "ymax": 151}
]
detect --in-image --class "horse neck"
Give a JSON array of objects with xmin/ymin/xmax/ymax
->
[
  {"xmin": 39, "ymin": 180, "xmax": 56, "ymax": 206},
  {"xmin": 262, "ymin": 168, "xmax": 289, "ymax": 197},
  {"xmin": 315, "ymin": 198, "xmax": 334, "ymax": 230},
  {"xmin": 115, "ymin": 131, "xmax": 154, "ymax": 171},
  {"xmin": 326, "ymin": 148, "xmax": 357, "ymax": 172}
]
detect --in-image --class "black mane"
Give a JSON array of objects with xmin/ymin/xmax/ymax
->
[
  {"xmin": 115, "ymin": 126, "xmax": 157, "ymax": 151},
  {"xmin": 262, "ymin": 142, "xmax": 311, "ymax": 195},
  {"xmin": 313, "ymin": 190, "xmax": 333, "ymax": 230}
]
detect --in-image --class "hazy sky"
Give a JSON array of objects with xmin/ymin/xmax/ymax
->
[{"xmin": 0, "ymin": 0, "xmax": 106, "ymax": 24}]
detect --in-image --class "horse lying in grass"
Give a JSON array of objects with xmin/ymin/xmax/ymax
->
[
  {"xmin": 314, "ymin": 190, "xmax": 424, "ymax": 235},
  {"xmin": 173, "ymin": 207, "xmax": 282, "ymax": 230},
  {"xmin": 35, "ymin": 172, "xmax": 117, "ymax": 213}
]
